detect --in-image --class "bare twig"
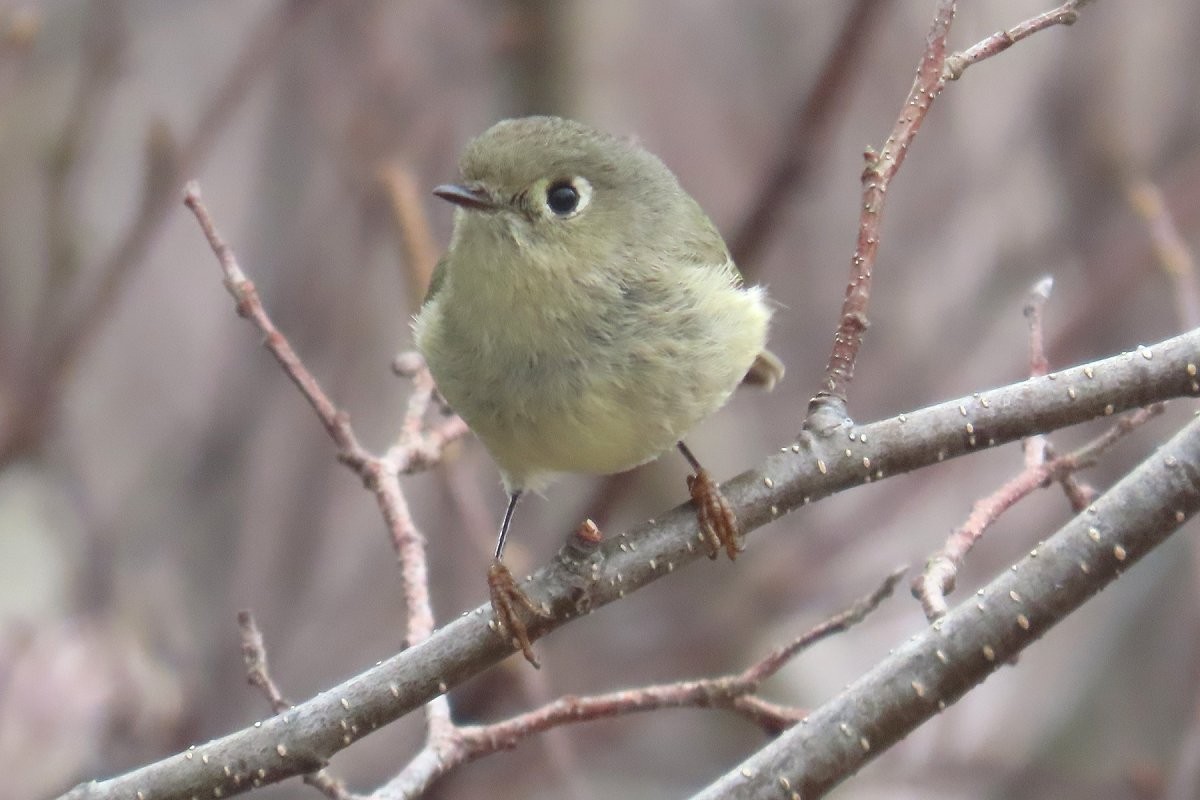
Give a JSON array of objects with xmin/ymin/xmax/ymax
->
[
  {"xmin": 809, "ymin": 0, "xmax": 1095, "ymax": 424},
  {"xmin": 374, "ymin": 568, "xmax": 905, "ymax": 798},
  {"xmin": 943, "ymin": 0, "xmax": 1095, "ymax": 81},
  {"xmin": 184, "ymin": 180, "xmax": 459, "ymax": 758},
  {"xmin": 1024, "ymin": 276, "xmax": 1054, "ymax": 382},
  {"xmin": 695, "ymin": 410, "xmax": 1200, "ymax": 798},
  {"xmin": 184, "ymin": 183, "xmax": 370, "ymax": 463},
  {"xmin": 1021, "ymin": 278, "xmax": 1053, "ymax": 471},
  {"xmin": 56, "ymin": 322, "xmax": 1200, "ymax": 800},
  {"xmin": 238, "ymin": 611, "xmax": 357, "ymax": 800},
  {"xmin": 389, "ymin": 352, "xmax": 469, "ymax": 474},
  {"xmin": 809, "ymin": 0, "xmax": 957, "ymax": 421},
  {"xmin": 914, "ymin": 404, "xmax": 1165, "ymax": 621},
  {"xmin": 237, "ymin": 611, "xmax": 290, "ymax": 713}
]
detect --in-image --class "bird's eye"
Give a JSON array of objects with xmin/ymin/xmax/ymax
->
[{"xmin": 545, "ymin": 181, "xmax": 581, "ymax": 216}]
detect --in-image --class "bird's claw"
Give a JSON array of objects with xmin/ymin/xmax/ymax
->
[
  {"xmin": 687, "ymin": 468, "xmax": 742, "ymax": 560},
  {"xmin": 487, "ymin": 559, "xmax": 551, "ymax": 668}
]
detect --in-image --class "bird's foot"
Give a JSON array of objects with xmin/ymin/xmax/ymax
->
[
  {"xmin": 687, "ymin": 468, "xmax": 742, "ymax": 560},
  {"xmin": 487, "ymin": 559, "xmax": 550, "ymax": 668}
]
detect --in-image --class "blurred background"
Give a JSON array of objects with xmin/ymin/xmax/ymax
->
[{"xmin": 1, "ymin": 1, "xmax": 1199, "ymax": 798}]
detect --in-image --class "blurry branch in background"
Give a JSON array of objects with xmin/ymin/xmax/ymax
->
[
  {"xmin": 0, "ymin": 0, "xmax": 315, "ymax": 468},
  {"xmin": 379, "ymin": 163, "xmax": 440, "ymax": 309},
  {"xmin": 37, "ymin": 0, "xmax": 126, "ymax": 336},
  {"xmin": 0, "ymin": 5, "xmax": 37, "ymax": 99},
  {"xmin": 730, "ymin": 0, "xmax": 888, "ymax": 274},
  {"xmin": 808, "ymin": 0, "xmax": 1093, "ymax": 426},
  {"xmin": 496, "ymin": 0, "xmax": 570, "ymax": 116},
  {"xmin": 1126, "ymin": 177, "xmax": 1200, "ymax": 329}
]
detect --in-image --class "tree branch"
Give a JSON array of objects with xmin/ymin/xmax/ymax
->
[
  {"xmin": 374, "ymin": 568, "xmax": 905, "ymax": 798},
  {"xmin": 693, "ymin": 407, "xmax": 1200, "ymax": 799},
  {"xmin": 58, "ymin": 318, "xmax": 1200, "ymax": 800}
]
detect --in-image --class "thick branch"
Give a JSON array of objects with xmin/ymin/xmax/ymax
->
[
  {"xmin": 59, "ymin": 324, "xmax": 1200, "ymax": 800},
  {"xmin": 694, "ymin": 407, "xmax": 1200, "ymax": 799}
]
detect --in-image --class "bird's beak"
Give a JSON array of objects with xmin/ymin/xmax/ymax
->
[{"xmin": 433, "ymin": 183, "xmax": 497, "ymax": 211}]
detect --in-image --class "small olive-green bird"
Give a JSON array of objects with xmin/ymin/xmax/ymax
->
[{"xmin": 413, "ymin": 116, "xmax": 780, "ymax": 657}]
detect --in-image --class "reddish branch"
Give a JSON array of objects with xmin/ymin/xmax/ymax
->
[
  {"xmin": 810, "ymin": 0, "xmax": 956, "ymax": 418},
  {"xmin": 185, "ymin": 181, "xmax": 464, "ymax": 768},
  {"xmin": 913, "ymin": 280, "xmax": 1166, "ymax": 620},
  {"xmin": 239, "ymin": 611, "xmax": 356, "ymax": 800},
  {"xmin": 913, "ymin": 404, "xmax": 1163, "ymax": 620},
  {"xmin": 943, "ymin": 0, "xmax": 1094, "ymax": 80},
  {"xmin": 810, "ymin": 0, "xmax": 1094, "ymax": 421},
  {"xmin": 373, "ymin": 568, "xmax": 905, "ymax": 798}
]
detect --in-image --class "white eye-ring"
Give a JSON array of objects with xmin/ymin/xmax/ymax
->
[{"xmin": 543, "ymin": 176, "xmax": 593, "ymax": 219}]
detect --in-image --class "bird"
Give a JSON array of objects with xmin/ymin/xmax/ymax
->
[{"xmin": 413, "ymin": 116, "xmax": 781, "ymax": 665}]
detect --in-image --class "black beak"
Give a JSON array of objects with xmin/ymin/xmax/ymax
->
[{"xmin": 433, "ymin": 183, "xmax": 497, "ymax": 211}]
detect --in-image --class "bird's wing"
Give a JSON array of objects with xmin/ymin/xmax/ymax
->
[
  {"xmin": 742, "ymin": 349, "xmax": 785, "ymax": 390},
  {"xmin": 422, "ymin": 254, "xmax": 449, "ymax": 306}
]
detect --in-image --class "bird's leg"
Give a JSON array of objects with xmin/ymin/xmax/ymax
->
[
  {"xmin": 486, "ymin": 491, "xmax": 550, "ymax": 667},
  {"xmin": 678, "ymin": 441, "xmax": 742, "ymax": 560}
]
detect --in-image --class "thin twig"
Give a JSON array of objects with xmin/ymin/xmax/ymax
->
[
  {"xmin": 914, "ymin": 403, "xmax": 1164, "ymax": 621},
  {"xmin": 943, "ymin": 0, "xmax": 1095, "ymax": 81},
  {"xmin": 36, "ymin": 0, "xmax": 126, "ymax": 344},
  {"xmin": 809, "ymin": 0, "xmax": 1095, "ymax": 423},
  {"xmin": 237, "ymin": 611, "xmax": 290, "ymax": 713},
  {"xmin": 183, "ymin": 183, "xmax": 370, "ymax": 464},
  {"xmin": 238, "ymin": 610, "xmax": 358, "ymax": 800},
  {"xmin": 374, "ymin": 568, "xmax": 905, "ymax": 798},
  {"xmin": 1024, "ymin": 276, "xmax": 1054, "ymax": 382},
  {"xmin": 184, "ymin": 180, "xmax": 458, "ymax": 757},
  {"xmin": 809, "ymin": 0, "xmax": 956, "ymax": 420},
  {"xmin": 1022, "ymin": 278, "xmax": 1054, "ymax": 471}
]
